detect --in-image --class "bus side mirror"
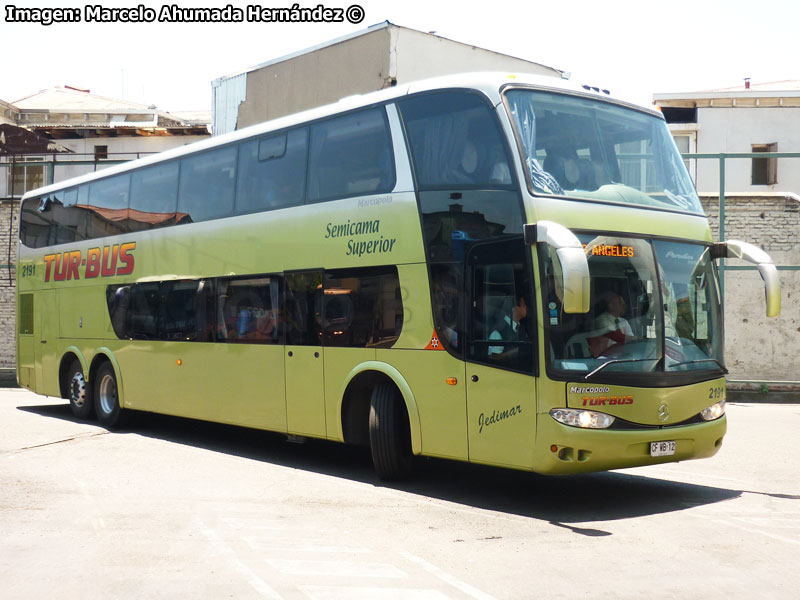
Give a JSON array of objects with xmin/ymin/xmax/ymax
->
[
  {"xmin": 712, "ymin": 240, "xmax": 781, "ymax": 317},
  {"xmin": 525, "ymin": 221, "xmax": 590, "ymax": 314}
]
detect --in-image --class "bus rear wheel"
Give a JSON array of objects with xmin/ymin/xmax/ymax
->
[
  {"xmin": 66, "ymin": 360, "xmax": 94, "ymax": 420},
  {"xmin": 368, "ymin": 383, "xmax": 413, "ymax": 481},
  {"xmin": 94, "ymin": 362, "xmax": 127, "ymax": 429}
]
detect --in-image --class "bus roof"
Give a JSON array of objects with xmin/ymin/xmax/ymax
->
[{"xmin": 23, "ymin": 71, "xmax": 661, "ymax": 201}]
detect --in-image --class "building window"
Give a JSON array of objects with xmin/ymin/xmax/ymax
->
[
  {"xmin": 7, "ymin": 156, "xmax": 45, "ymax": 196},
  {"xmin": 752, "ymin": 143, "xmax": 777, "ymax": 185},
  {"xmin": 94, "ymin": 145, "xmax": 108, "ymax": 161},
  {"xmin": 671, "ymin": 133, "xmax": 697, "ymax": 184}
]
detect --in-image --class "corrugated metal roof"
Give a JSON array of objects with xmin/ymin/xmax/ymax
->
[
  {"xmin": 654, "ymin": 80, "xmax": 800, "ymax": 102},
  {"xmin": 168, "ymin": 110, "xmax": 212, "ymax": 124},
  {"xmin": 13, "ymin": 86, "xmax": 156, "ymax": 111},
  {"xmin": 704, "ymin": 80, "xmax": 800, "ymax": 92},
  {"xmin": 11, "ymin": 86, "xmax": 208, "ymax": 128}
]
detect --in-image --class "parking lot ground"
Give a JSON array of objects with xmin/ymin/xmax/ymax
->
[{"xmin": 1, "ymin": 388, "xmax": 799, "ymax": 599}]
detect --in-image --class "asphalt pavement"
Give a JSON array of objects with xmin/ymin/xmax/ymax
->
[{"xmin": 2, "ymin": 388, "xmax": 799, "ymax": 599}]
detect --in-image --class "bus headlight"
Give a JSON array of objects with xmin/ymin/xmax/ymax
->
[
  {"xmin": 701, "ymin": 400, "xmax": 726, "ymax": 421},
  {"xmin": 550, "ymin": 408, "xmax": 615, "ymax": 429}
]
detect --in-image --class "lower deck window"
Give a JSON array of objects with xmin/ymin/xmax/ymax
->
[{"xmin": 106, "ymin": 266, "xmax": 402, "ymax": 348}]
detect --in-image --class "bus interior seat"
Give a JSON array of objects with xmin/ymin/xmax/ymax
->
[
  {"xmin": 127, "ymin": 285, "xmax": 158, "ymax": 339},
  {"xmin": 163, "ymin": 287, "xmax": 196, "ymax": 340},
  {"xmin": 566, "ymin": 331, "xmax": 593, "ymax": 359}
]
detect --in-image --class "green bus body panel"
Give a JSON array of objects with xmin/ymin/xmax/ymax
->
[
  {"xmin": 378, "ymin": 348, "xmax": 468, "ymax": 460},
  {"xmin": 527, "ymin": 195, "xmax": 713, "ymax": 243},
  {"xmin": 566, "ymin": 378, "xmax": 727, "ymax": 426},
  {"xmin": 34, "ymin": 290, "xmax": 59, "ymax": 396},
  {"xmin": 286, "ymin": 345, "xmax": 326, "ymax": 436},
  {"xmin": 58, "ymin": 286, "xmax": 111, "ymax": 340},
  {"xmin": 392, "ymin": 263, "xmax": 432, "ymax": 350},
  {"xmin": 115, "ymin": 341, "xmax": 287, "ymax": 430},
  {"xmin": 466, "ymin": 365, "xmax": 537, "ymax": 469}
]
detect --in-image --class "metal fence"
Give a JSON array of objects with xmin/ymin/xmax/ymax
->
[
  {"xmin": 682, "ymin": 152, "xmax": 800, "ymax": 293},
  {"xmin": 1, "ymin": 151, "xmax": 798, "ymax": 386}
]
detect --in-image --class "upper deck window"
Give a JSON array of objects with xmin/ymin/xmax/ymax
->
[
  {"xmin": 177, "ymin": 146, "xmax": 237, "ymax": 223},
  {"xmin": 505, "ymin": 89, "xmax": 702, "ymax": 215},
  {"xmin": 399, "ymin": 91, "xmax": 513, "ymax": 190},
  {"xmin": 129, "ymin": 162, "xmax": 181, "ymax": 229},
  {"xmin": 307, "ymin": 108, "xmax": 394, "ymax": 202},
  {"xmin": 18, "ymin": 103, "xmax": 391, "ymax": 249},
  {"xmin": 236, "ymin": 128, "xmax": 308, "ymax": 214}
]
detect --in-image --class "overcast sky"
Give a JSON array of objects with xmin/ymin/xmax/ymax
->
[{"xmin": 2, "ymin": 0, "xmax": 798, "ymax": 111}]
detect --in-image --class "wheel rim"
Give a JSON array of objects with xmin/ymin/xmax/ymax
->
[
  {"xmin": 98, "ymin": 373, "xmax": 118, "ymax": 416},
  {"xmin": 70, "ymin": 372, "xmax": 87, "ymax": 408}
]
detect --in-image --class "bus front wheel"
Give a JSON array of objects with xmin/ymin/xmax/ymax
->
[
  {"xmin": 94, "ymin": 362, "xmax": 127, "ymax": 429},
  {"xmin": 368, "ymin": 383, "xmax": 413, "ymax": 481},
  {"xmin": 66, "ymin": 360, "xmax": 94, "ymax": 420}
]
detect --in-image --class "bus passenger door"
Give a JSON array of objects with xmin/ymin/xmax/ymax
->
[
  {"xmin": 284, "ymin": 270, "xmax": 326, "ymax": 437},
  {"xmin": 34, "ymin": 289, "xmax": 59, "ymax": 396},
  {"xmin": 465, "ymin": 241, "xmax": 537, "ymax": 469}
]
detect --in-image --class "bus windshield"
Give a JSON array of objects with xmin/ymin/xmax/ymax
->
[
  {"xmin": 506, "ymin": 89, "xmax": 701, "ymax": 214},
  {"xmin": 542, "ymin": 234, "xmax": 724, "ymax": 380}
]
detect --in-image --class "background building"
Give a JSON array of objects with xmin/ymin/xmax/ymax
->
[
  {"xmin": 1, "ymin": 86, "xmax": 210, "ymax": 199},
  {"xmin": 655, "ymin": 81, "xmax": 800, "ymax": 391},
  {"xmin": 654, "ymin": 80, "xmax": 800, "ymax": 193},
  {"xmin": 0, "ymin": 87, "xmax": 210, "ymax": 380},
  {"xmin": 212, "ymin": 21, "xmax": 565, "ymax": 135},
  {"xmin": 1, "ymin": 29, "xmax": 796, "ymax": 388}
]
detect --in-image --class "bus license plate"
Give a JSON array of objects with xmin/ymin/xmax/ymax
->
[
  {"xmin": 650, "ymin": 440, "xmax": 675, "ymax": 456},
  {"xmin": 650, "ymin": 441, "xmax": 676, "ymax": 457}
]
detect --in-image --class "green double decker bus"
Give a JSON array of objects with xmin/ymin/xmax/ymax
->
[{"xmin": 16, "ymin": 73, "xmax": 780, "ymax": 479}]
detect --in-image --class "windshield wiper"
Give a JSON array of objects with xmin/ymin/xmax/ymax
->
[
  {"xmin": 668, "ymin": 358, "xmax": 728, "ymax": 373},
  {"xmin": 584, "ymin": 358, "xmax": 658, "ymax": 380}
]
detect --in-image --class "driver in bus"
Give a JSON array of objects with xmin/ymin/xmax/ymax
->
[
  {"xmin": 585, "ymin": 291, "xmax": 634, "ymax": 358},
  {"xmin": 595, "ymin": 291, "xmax": 633, "ymax": 341}
]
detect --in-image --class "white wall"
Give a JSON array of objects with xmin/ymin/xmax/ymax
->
[
  {"xmin": 393, "ymin": 28, "xmax": 561, "ymax": 83},
  {"xmin": 701, "ymin": 194, "xmax": 800, "ymax": 383},
  {"xmin": 696, "ymin": 107, "xmax": 800, "ymax": 194},
  {"xmin": 0, "ymin": 134, "xmax": 209, "ymax": 196}
]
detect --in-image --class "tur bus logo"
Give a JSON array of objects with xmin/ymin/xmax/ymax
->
[{"xmin": 43, "ymin": 242, "xmax": 136, "ymax": 282}]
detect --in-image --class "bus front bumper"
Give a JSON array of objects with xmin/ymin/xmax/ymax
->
[{"xmin": 533, "ymin": 414, "xmax": 727, "ymax": 475}]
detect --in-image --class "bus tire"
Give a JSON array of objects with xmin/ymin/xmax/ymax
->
[
  {"xmin": 94, "ymin": 362, "xmax": 127, "ymax": 429},
  {"xmin": 369, "ymin": 383, "xmax": 413, "ymax": 481},
  {"xmin": 66, "ymin": 360, "xmax": 94, "ymax": 420}
]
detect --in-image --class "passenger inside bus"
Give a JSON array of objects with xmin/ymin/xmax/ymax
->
[{"xmin": 543, "ymin": 147, "xmax": 600, "ymax": 192}]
